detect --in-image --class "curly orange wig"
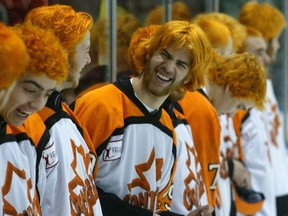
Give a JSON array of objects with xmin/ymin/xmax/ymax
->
[
  {"xmin": 239, "ymin": 2, "xmax": 286, "ymax": 40},
  {"xmin": 13, "ymin": 24, "xmax": 68, "ymax": 83},
  {"xmin": 24, "ymin": 4, "xmax": 93, "ymax": 59},
  {"xmin": 131, "ymin": 20, "xmax": 212, "ymax": 92},
  {"xmin": 193, "ymin": 13, "xmax": 247, "ymax": 53},
  {"xmin": 128, "ymin": 25, "xmax": 161, "ymax": 74},
  {"xmin": 145, "ymin": 1, "xmax": 191, "ymax": 26},
  {"xmin": 0, "ymin": 22, "xmax": 30, "ymax": 89},
  {"xmin": 208, "ymin": 52, "xmax": 267, "ymax": 110}
]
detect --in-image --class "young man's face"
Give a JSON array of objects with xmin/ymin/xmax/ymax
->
[
  {"xmin": 245, "ymin": 36, "xmax": 271, "ymax": 67},
  {"xmin": 266, "ymin": 35, "xmax": 280, "ymax": 66},
  {"xmin": 68, "ymin": 30, "xmax": 91, "ymax": 89},
  {"xmin": 1, "ymin": 74, "xmax": 56, "ymax": 126},
  {"xmin": 143, "ymin": 46, "xmax": 191, "ymax": 97}
]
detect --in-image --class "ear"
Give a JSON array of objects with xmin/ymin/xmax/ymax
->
[{"xmin": 183, "ymin": 74, "xmax": 191, "ymax": 84}]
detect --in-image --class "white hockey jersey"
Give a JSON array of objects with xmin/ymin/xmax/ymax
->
[
  {"xmin": 0, "ymin": 118, "xmax": 41, "ymax": 215},
  {"xmin": 73, "ymin": 78, "xmax": 177, "ymax": 213},
  {"xmin": 169, "ymin": 107, "xmax": 208, "ymax": 215},
  {"xmin": 34, "ymin": 91, "xmax": 102, "ymax": 216}
]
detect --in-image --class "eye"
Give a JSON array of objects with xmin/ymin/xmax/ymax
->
[
  {"xmin": 177, "ymin": 62, "xmax": 187, "ymax": 69},
  {"xmin": 23, "ymin": 87, "xmax": 36, "ymax": 94},
  {"xmin": 160, "ymin": 51, "xmax": 170, "ymax": 59}
]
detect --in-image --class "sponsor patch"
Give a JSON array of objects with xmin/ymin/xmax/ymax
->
[
  {"xmin": 42, "ymin": 141, "xmax": 59, "ymax": 169},
  {"xmin": 103, "ymin": 136, "xmax": 123, "ymax": 161}
]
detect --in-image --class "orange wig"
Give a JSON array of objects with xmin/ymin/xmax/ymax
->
[
  {"xmin": 193, "ymin": 13, "xmax": 247, "ymax": 53},
  {"xmin": 208, "ymin": 52, "xmax": 267, "ymax": 109},
  {"xmin": 13, "ymin": 23, "xmax": 68, "ymax": 83},
  {"xmin": 91, "ymin": 13, "xmax": 141, "ymax": 71},
  {"xmin": 0, "ymin": 22, "xmax": 30, "ymax": 89},
  {"xmin": 128, "ymin": 25, "xmax": 160, "ymax": 74},
  {"xmin": 24, "ymin": 4, "xmax": 93, "ymax": 59},
  {"xmin": 193, "ymin": 19, "xmax": 231, "ymax": 50},
  {"xmin": 239, "ymin": 2, "xmax": 286, "ymax": 40},
  {"xmin": 145, "ymin": 1, "xmax": 191, "ymax": 26},
  {"xmin": 131, "ymin": 20, "xmax": 212, "ymax": 92}
]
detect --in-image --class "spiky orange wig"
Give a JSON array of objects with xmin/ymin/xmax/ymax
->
[
  {"xmin": 145, "ymin": 1, "xmax": 191, "ymax": 26},
  {"xmin": 208, "ymin": 52, "xmax": 267, "ymax": 110},
  {"xmin": 239, "ymin": 2, "xmax": 286, "ymax": 40},
  {"xmin": 129, "ymin": 20, "xmax": 212, "ymax": 92},
  {"xmin": 13, "ymin": 23, "xmax": 68, "ymax": 83},
  {"xmin": 0, "ymin": 22, "xmax": 30, "ymax": 89},
  {"xmin": 193, "ymin": 13, "xmax": 247, "ymax": 53},
  {"xmin": 24, "ymin": 4, "xmax": 93, "ymax": 59}
]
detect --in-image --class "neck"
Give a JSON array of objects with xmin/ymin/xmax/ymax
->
[
  {"xmin": 204, "ymin": 80, "xmax": 223, "ymax": 115},
  {"xmin": 131, "ymin": 76, "xmax": 168, "ymax": 110}
]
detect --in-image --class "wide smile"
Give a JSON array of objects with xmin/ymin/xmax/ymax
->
[
  {"xmin": 156, "ymin": 72, "xmax": 173, "ymax": 83},
  {"xmin": 16, "ymin": 108, "xmax": 32, "ymax": 119}
]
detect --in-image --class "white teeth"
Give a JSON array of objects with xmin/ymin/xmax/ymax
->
[
  {"xmin": 158, "ymin": 73, "xmax": 170, "ymax": 81},
  {"xmin": 17, "ymin": 109, "xmax": 31, "ymax": 117}
]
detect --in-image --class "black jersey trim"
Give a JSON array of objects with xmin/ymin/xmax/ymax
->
[
  {"xmin": 276, "ymin": 194, "xmax": 288, "ymax": 215},
  {"xmin": 0, "ymin": 134, "xmax": 17, "ymax": 145},
  {"xmin": 114, "ymin": 77, "xmax": 162, "ymax": 120},
  {"xmin": 96, "ymin": 127, "xmax": 124, "ymax": 156}
]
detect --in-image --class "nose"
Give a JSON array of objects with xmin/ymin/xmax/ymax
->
[
  {"xmin": 164, "ymin": 60, "xmax": 176, "ymax": 73},
  {"xmin": 86, "ymin": 54, "xmax": 91, "ymax": 65},
  {"xmin": 29, "ymin": 95, "xmax": 48, "ymax": 111}
]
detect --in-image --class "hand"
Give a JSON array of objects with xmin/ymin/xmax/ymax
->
[
  {"xmin": 186, "ymin": 204, "xmax": 214, "ymax": 216},
  {"xmin": 232, "ymin": 160, "xmax": 251, "ymax": 188}
]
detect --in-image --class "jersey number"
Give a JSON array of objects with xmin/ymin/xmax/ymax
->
[{"xmin": 208, "ymin": 163, "xmax": 220, "ymax": 190}]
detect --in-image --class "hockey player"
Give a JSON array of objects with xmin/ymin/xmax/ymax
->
[
  {"xmin": 178, "ymin": 52, "xmax": 267, "ymax": 212},
  {"xmin": 239, "ymin": 2, "xmax": 288, "ymax": 215},
  {"xmin": 23, "ymin": 5, "xmax": 103, "ymax": 215},
  {"xmin": 0, "ymin": 23, "xmax": 68, "ymax": 215},
  {"xmin": 72, "ymin": 20, "xmax": 213, "ymax": 215},
  {"xmin": 0, "ymin": 22, "xmax": 29, "ymax": 111}
]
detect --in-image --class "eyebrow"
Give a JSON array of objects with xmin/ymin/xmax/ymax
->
[
  {"xmin": 21, "ymin": 80, "xmax": 55, "ymax": 92},
  {"xmin": 163, "ymin": 49, "xmax": 189, "ymax": 67}
]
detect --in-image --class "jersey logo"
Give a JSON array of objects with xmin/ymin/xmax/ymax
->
[
  {"xmin": 124, "ymin": 147, "xmax": 163, "ymax": 211},
  {"xmin": 183, "ymin": 142, "xmax": 205, "ymax": 210},
  {"xmin": 2, "ymin": 162, "xmax": 38, "ymax": 215},
  {"xmin": 103, "ymin": 136, "xmax": 123, "ymax": 161},
  {"xmin": 69, "ymin": 139, "xmax": 98, "ymax": 215}
]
